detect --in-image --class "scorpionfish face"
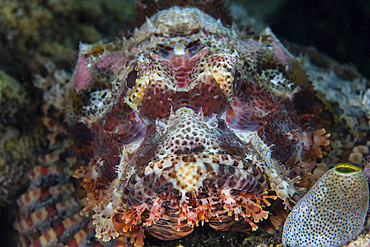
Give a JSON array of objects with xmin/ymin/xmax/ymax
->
[{"xmin": 15, "ymin": 6, "xmax": 331, "ymax": 247}]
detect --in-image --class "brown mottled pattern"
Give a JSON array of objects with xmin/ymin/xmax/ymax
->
[{"xmin": 15, "ymin": 6, "xmax": 334, "ymax": 247}]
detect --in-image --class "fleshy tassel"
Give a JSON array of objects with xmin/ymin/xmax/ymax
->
[
  {"xmin": 143, "ymin": 193, "xmax": 165, "ymax": 227},
  {"xmin": 220, "ymin": 189, "xmax": 276, "ymax": 231}
]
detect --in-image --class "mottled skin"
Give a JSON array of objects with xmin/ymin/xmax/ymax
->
[{"xmin": 15, "ymin": 6, "xmax": 331, "ymax": 247}]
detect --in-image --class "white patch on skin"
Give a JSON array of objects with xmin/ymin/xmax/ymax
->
[
  {"xmin": 174, "ymin": 42, "xmax": 186, "ymax": 55},
  {"xmin": 117, "ymin": 138, "xmax": 143, "ymax": 180}
]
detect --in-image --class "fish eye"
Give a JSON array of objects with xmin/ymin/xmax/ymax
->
[{"xmin": 126, "ymin": 70, "xmax": 138, "ymax": 89}]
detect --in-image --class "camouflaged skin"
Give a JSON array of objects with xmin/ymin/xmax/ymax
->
[{"xmin": 15, "ymin": 6, "xmax": 334, "ymax": 247}]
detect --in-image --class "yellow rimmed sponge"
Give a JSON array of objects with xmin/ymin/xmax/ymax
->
[{"xmin": 282, "ymin": 163, "xmax": 369, "ymax": 247}]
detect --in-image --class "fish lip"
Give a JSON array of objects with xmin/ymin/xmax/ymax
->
[{"xmin": 126, "ymin": 153, "xmax": 266, "ymax": 205}]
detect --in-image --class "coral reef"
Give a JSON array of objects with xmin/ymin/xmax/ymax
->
[
  {"xmin": 0, "ymin": 125, "xmax": 46, "ymax": 205},
  {"xmin": 0, "ymin": 0, "xmax": 136, "ymax": 82},
  {"xmin": 0, "ymin": 70, "xmax": 47, "ymax": 245},
  {"xmin": 278, "ymin": 41, "xmax": 370, "ymax": 171},
  {"xmin": 0, "ymin": 70, "xmax": 26, "ymax": 105},
  {"xmin": 300, "ymin": 48, "xmax": 370, "ymax": 130},
  {"xmin": 343, "ymin": 233, "xmax": 370, "ymax": 247},
  {"xmin": 0, "ymin": 71, "xmax": 46, "ymax": 207},
  {"xmin": 0, "ymin": 1, "xmax": 136, "ymax": 244},
  {"xmin": 0, "ymin": 0, "xmax": 136, "ymax": 208},
  {"xmin": 282, "ymin": 163, "xmax": 369, "ymax": 247}
]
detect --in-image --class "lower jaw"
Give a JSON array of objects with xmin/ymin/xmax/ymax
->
[
  {"xmin": 143, "ymin": 191, "xmax": 270, "ymax": 241},
  {"xmin": 113, "ymin": 185, "xmax": 276, "ymax": 241},
  {"xmin": 112, "ymin": 153, "xmax": 275, "ymax": 241}
]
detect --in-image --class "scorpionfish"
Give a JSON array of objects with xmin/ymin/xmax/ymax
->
[{"xmin": 15, "ymin": 6, "xmax": 331, "ymax": 247}]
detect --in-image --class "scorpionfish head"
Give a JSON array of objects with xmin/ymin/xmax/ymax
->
[{"xmin": 61, "ymin": 6, "xmax": 330, "ymax": 246}]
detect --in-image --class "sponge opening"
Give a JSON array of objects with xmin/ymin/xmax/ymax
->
[{"xmin": 334, "ymin": 163, "xmax": 361, "ymax": 174}]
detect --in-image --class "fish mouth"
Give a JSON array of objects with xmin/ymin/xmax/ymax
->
[
  {"xmin": 112, "ymin": 108, "xmax": 274, "ymax": 240},
  {"xmin": 125, "ymin": 153, "xmax": 267, "ymax": 205},
  {"xmin": 114, "ymin": 152, "xmax": 274, "ymax": 241}
]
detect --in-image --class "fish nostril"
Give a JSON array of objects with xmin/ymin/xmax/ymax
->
[{"xmin": 192, "ymin": 145, "xmax": 205, "ymax": 153}]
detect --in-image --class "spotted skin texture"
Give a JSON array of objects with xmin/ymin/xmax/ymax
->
[
  {"xmin": 15, "ymin": 6, "xmax": 332, "ymax": 247},
  {"xmin": 282, "ymin": 164, "xmax": 369, "ymax": 246}
]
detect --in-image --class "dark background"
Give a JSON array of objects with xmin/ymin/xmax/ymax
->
[{"xmin": 264, "ymin": 0, "xmax": 370, "ymax": 78}]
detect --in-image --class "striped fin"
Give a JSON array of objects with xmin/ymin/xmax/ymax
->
[
  {"xmin": 30, "ymin": 214, "xmax": 86, "ymax": 247},
  {"xmin": 65, "ymin": 226, "xmax": 99, "ymax": 247},
  {"xmin": 15, "ymin": 197, "xmax": 80, "ymax": 236},
  {"xmin": 15, "ymin": 163, "xmax": 129, "ymax": 246},
  {"xmin": 28, "ymin": 165, "xmax": 72, "ymax": 189},
  {"xmin": 17, "ymin": 183, "xmax": 75, "ymax": 213}
]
